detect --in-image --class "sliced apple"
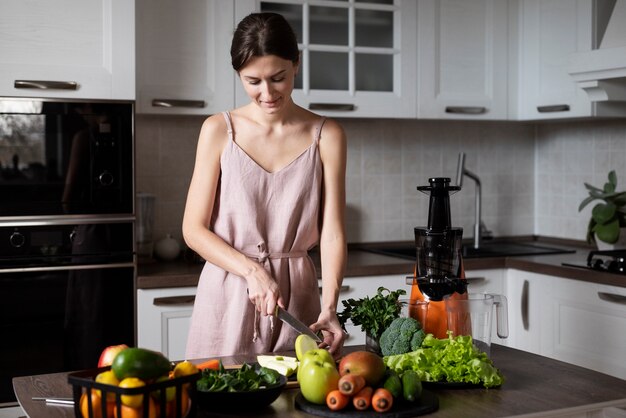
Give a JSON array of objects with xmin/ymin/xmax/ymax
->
[{"xmin": 257, "ymin": 355, "xmax": 299, "ymax": 377}]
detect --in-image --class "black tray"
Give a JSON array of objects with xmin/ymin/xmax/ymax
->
[{"xmin": 294, "ymin": 389, "xmax": 438, "ymax": 418}]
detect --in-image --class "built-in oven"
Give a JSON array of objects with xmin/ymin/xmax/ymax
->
[
  {"xmin": 0, "ymin": 98, "xmax": 133, "ymax": 217},
  {"xmin": 0, "ymin": 219, "xmax": 135, "ymax": 406},
  {"xmin": 0, "ymin": 97, "xmax": 135, "ymax": 407}
]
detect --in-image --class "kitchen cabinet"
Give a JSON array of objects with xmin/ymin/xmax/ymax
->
[
  {"xmin": 546, "ymin": 279, "xmax": 626, "ymax": 380},
  {"xmin": 137, "ymin": 286, "xmax": 197, "ymax": 361},
  {"xmin": 417, "ymin": 0, "xmax": 511, "ymax": 120},
  {"xmin": 235, "ymin": 0, "xmax": 417, "ymax": 118},
  {"xmin": 517, "ymin": 0, "xmax": 596, "ymax": 119},
  {"xmin": 0, "ymin": 0, "xmax": 135, "ymax": 100},
  {"xmin": 332, "ymin": 275, "xmax": 406, "ymax": 346},
  {"xmin": 135, "ymin": 0, "xmax": 235, "ymax": 115},
  {"xmin": 504, "ymin": 269, "xmax": 553, "ymax": 355}
]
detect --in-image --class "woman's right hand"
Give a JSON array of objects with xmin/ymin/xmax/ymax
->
[{"xmin": 244, "ymin": 262, "xmax": 284, "ymax": 316}]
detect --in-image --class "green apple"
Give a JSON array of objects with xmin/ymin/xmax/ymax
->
[
  {"xmin": 298, "ymin": 359, "xmax": 339, "ymax": 405},
  {"xmin": 297, "ymin": 348, "xmax": 334, "ymax": 381}
]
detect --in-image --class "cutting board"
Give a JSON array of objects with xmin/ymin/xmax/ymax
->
[{"xmin": 294, "ymin": 390, "xmax": 439, "ymax": 418}]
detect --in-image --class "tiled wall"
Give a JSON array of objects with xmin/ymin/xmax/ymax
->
[
  {"xmin": 136, "ymin": 115, "xmax": 537, "ymax": 246},
  {"xmin": 137, "ymin": 116, "xmax": 626, "ymax": 246},
  {"xmin": 535, "ymin": 119, "xmax": 626, "ymax": 242}
]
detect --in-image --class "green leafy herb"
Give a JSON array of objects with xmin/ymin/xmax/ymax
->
[
  {"xmin": 197, "ymin": 362, "xmax": 280, "ymax": 392},
  {"xmin": 337, "ymin": 286, "xmax": 406, "ymax": 340},
  {"xmin": 383, "ymin": 331, "xmax": 504, "ymax": 388}
]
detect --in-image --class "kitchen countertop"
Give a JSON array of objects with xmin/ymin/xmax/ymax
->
[
  {"xmin": 13, "ymin": 344, "xmax": 626, "ymax": 418},
  {"xmin": 137, "ymin": 238, "xmax": 626, "ymax": 289}
]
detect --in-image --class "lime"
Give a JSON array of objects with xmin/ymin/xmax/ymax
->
[{"xmin": 295, "ymin": 334, "xmax": 318, "ymax": 361}]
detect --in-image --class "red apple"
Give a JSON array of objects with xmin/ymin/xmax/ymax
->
[{"xmin": 97, "ymin": 344, "xmax": 129, "ymax": 367}]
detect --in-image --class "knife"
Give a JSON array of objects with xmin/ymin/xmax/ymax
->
[{"xmin": 275, "ymin": 306, "xmax": 323, "ymax": 343}]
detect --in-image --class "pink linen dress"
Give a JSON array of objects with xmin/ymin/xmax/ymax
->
[{"xmin": 185, "ymin": 111, "xmax": 326, "ymax": 359}]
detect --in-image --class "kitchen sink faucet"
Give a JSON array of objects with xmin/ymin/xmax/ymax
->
[{"xmin": 455, "ymin": 153, "xmax": 491, "ymax": 249}]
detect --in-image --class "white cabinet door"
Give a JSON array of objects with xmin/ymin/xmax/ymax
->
[
  {"xmin": 331, "ymin": 275, "xmax": 406, "ymax": 346},
  {"xmin": 235, "ymin": 0, "xmax": 417, "ymax": 118},
  {"xmin": 505, "ymin": 269, "xmax": 553, "ymax": 355},
  {"xmin": 517, "ymin": 0, "xmax": 594, "ymax": 119},
  {"xmin": 137, "ymin": 287, "xmax": 197, "ymax": 361},
  {"xmin": 136, "ymin": 0, "xmax": 235, "ymax": 115},
  {"xmin": 0, "ymin": 0, "xmax": 135, "ymax": 100},
  {"xmin": 417, "ymin": 0, "xmax": 510, "ymax": 120},
  {"xmin": 547, "ymin": 280, "xmax": 626, "ymax": 380}
]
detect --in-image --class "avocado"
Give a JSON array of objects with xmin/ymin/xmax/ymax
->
[{"xmin": 111, "ymin": 347, "xmax": 171, "ymax": 381}]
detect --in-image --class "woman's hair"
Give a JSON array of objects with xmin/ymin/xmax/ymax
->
[{"xmin": 231, "ymin": 12, "xmax": 299, "ymax": 72}]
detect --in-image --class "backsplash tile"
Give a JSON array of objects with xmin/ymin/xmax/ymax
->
[{"xmin": 135, "ymin": 114, "xmax": 624, "ymax": 247}]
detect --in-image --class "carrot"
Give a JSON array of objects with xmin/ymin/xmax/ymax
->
[
  {"xmin": 326, "ymin": 389, "xmax": 350, "ymax": 411},
  {"xmin": 338, "ymin": 374, "xmax": 366, "ymax": 396},
  {"xmin": 372, "ymin": 388, "xmax": 394, "ymax": 413},
  {"xmin": 195, "ymin": 359, "xmax": 220, "ymax": 370},
  {"xmin": 352, "ymin": 386, "xmax": 373, "ymax": 411}
]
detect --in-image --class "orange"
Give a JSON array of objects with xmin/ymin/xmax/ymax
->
[
  {"xmin": 80, "ymin": 391, "xmax": 114, "ymax": 418},
  {"xmin": 118, "ymin": 377, "xmax": 146, "ymax": 408},
  {"xmin": 113, "ymin": 398, "xmax": 158, "ymax": 418},
  {"xmin": 165, "ymin": 387, "xmax": 190, "ymax": 418}
]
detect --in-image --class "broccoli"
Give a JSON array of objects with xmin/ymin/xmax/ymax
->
[{"xmin": 379, "ymin": 317, "xmax": 426, "ymax": 356}]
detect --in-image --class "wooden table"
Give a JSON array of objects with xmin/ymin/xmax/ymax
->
[{"xmin": 13, "ymin": 345, "xmax": 626, "ymax": 418}]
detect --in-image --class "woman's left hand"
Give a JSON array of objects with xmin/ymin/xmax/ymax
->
[{"xmin": 310, "ymin": 311, "xmax": 345, "ymax": 359}]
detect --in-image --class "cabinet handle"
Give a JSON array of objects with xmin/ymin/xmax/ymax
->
[
  {"xmin": 152, "ymin": 99, "xmax": 206, "ymax": 108},
  {"xmin": 14, "ymin": 80, "xmax": 78, "ymax": 90},
  {"xmin": 318, "ymin": 285, "xmax": 350, "ymax": 294},
  {"xmin": 153, "ymin": 295, "xmax": 196, "ymax": 306},
  {"xmin": 598, "ymin": 292, "xmax": 626, "ymax": 305},
  {"xmin": 445, "ymin": 106, "xmax": 486, "ymax": 115},
  {"xmin": 521, "ymin": 280, "xmax": 529, "ymax": 331},
  {"xmin": 537, "ymin": 104, "xmax": 570, "ymax": 113},
  {"xmin": 308, "ymin": 103, "xmax": 355, "ymax": 111}
]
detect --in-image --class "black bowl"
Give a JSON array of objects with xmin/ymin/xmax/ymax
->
[{"xmin": 196, "ymin": 375, "xmax": 287, "ymax": 411}]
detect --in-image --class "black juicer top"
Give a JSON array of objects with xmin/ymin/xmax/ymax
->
[{"xmin": 417, "ymin": 177, "xmax": 461, "ymax": 230}]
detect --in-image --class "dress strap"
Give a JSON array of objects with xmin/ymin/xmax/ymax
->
[
  {"xmin": 221, "ymin": 111, "xmax": 234, "ymax": 142},
  {"xmin": 314, "ymin": 117, "xmax": 327, "ymax": 145}
]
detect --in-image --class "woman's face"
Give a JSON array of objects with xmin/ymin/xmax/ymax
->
[{"xmin": 238, "ymin": 55, "xmax": 298, "ymax": 114}]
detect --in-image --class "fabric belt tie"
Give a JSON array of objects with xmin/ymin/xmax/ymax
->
[{"xmin": 246, "ymin": 241, "xmax": 307, "ymax": 342}]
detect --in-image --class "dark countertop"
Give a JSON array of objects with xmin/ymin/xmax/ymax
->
[
  {"xmin": 13, "ymin": 345, "xmax": 626, "ymax": 418},
  {"xmin": 137, "ymin": 238, "xmax": 626, "ymax": 289}
]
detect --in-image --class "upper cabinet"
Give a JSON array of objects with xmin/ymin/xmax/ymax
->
[
  {"xmin": 235, "ymin": 0, "xmax": 417, "ymax": 118},
  {"xmin": 516, "ymin": 0, "xmax": 596, "ymax": 120},
  {"xmin": 135, "ymin": 0, "xmax": 235, "ymax": 115},
  {"xmin": 417, "ymin": 0, "xmax": 511, "ymax": 120},
  {"xmin": 0, "ymin": 0, "xmax": 135, "ymax": 100}
]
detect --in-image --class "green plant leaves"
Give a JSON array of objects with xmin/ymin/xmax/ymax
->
[
  {"xmin": 594, "ymin": 218, "xmax": 620, "ymax": 244},
  {"xmin": 591, "ymin": 202, "xmax": 616, "ymax": 224}
]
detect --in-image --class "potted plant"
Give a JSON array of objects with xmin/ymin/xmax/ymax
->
[{"xmin": 579, "ymin": 170, "xmax": 626, "ymax": 248}]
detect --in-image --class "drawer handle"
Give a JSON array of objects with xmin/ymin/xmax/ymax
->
[
  {"xmin": 153, "ymin": 295, "xmax": 196, "ymax": 306},
  {"xmin": 598, "ymin": 291, "xmax": 626, "ymax": 305},
  {"xmin": 445, "ymin": 106, "xmax": 487, "ymax": 115},
  {"xmin": 308, "ymin": 103, "xmax": 355, "ymax": 111},
  {"xmin": 152, "ymin": 99, "xmax": 206, "ymax": 108},
  {"xmin": 14, "ymin": 80, "xmax": 78, "ymax": 90},
  {"xmin": 318, "ymin": 285, "xmax": 350, "ymax": 294},
  {"xmin": 521, "ymin": 280, "xmax": 529, "ymax": 331},
  {"xmin": 537, "ymin": 104, "xmax": 570, "ymax": 113}
]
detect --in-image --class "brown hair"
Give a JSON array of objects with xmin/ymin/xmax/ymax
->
[{"xmin": 230, "ymin": 12, "xmax": 299, "ymax": 72}]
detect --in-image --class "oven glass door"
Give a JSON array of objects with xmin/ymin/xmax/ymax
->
[
  {"xmin": 0, "ymin": 265, "xmax": 135, "ymax": 405},
  {"xmin": 0, "ymin": 99, "xmax": 133, "ymax": 217}
]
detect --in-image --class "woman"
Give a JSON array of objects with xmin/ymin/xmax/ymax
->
[{"xmin": 182, "ymin": 12, "xmax": 347, "ymax": 359}]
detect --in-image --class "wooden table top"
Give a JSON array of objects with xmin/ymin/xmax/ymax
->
[{"xmin": 13, "ymin": 345, "xmax": 626, "ymax": 418}]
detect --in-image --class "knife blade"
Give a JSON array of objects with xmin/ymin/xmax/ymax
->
[{"xmin": 275, "ymin": 306, "xmax": 323, "ymax": 343}]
